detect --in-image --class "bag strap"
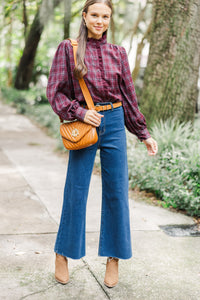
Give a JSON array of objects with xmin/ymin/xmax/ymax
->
[{"xmin": 69, "ymin": 39, "xmax": 95, "ymax": 110}]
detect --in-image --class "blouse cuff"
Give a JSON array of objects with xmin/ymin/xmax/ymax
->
[
  {"xmin": 74, "ymin": 106, "xmax": 88, "ymax": 121},
  {"xmin": 138, "ymin": 128, "xmax": 151, "ymax": 142}
]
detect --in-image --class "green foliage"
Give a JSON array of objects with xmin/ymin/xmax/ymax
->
[
  {"xmin": 0, "ymin": 86, "xmax": 61, "ymax": 143},
  {"xmin": 150, "ymin": 118, "xmax": 194, "ymax": 154},
  {"xmin": 127, "ymin": 119, "xmax": 200, "ymax": 217},
  {"xmin": 1, "ymin": 85, "xmax": 48, "ymax": 106}
]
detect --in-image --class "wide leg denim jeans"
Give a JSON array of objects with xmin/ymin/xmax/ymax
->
[{"xmin": 54, "ymin": 106, "xmax": 132, "ymax": 259}]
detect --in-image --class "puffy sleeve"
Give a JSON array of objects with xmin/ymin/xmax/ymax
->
[
  {"xmin": 119, "ymin": 46, "xmax": 151, "ymax": 141},
  {"xmin": 46, "ymin": 40, "xmax": 87, "ymax": 121}
]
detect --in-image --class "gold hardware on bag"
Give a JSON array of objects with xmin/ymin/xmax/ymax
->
[{"xmin": 72, "ymin": 129, "xmax": 79, "ymax": 137}]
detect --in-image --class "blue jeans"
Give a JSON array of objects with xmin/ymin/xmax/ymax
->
[{"xmin": 54, "ymin": 106, "xmax": 132, "ymax": 259}]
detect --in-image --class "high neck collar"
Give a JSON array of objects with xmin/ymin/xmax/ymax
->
[{"xmin": 87, "ymin": 32, "xmax": 107, "ymax": 46}]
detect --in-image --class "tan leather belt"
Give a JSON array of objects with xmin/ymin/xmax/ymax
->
[{"xmin": 95, "ymin": 102, "xmax": 122, "ymax": 112}]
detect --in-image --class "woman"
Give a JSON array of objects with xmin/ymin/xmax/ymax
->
[{"xmin": 47, "ymin": 0, "xmax": 158, "ymax": 288}]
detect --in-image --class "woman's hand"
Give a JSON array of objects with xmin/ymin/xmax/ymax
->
[
  {"xmin": 142, "ymin": 137, "xmax": 158, "ymax": 156},
  {"xmin": 84, "ymin": 109, "xmax": 104, "ymax": 127}
]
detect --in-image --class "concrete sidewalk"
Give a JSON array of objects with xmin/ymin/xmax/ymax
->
[{"xmin": 0, "ymin": 101, "xmax": 199, "ymax": 300}]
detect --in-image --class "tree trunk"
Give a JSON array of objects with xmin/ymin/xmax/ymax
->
[
  {"xmin": 6, "ymin": 17, "xmax": 13, "ymax": 87},
  {"xmin": 127, "ymin": 5, "xmax": 147, "ymax": 56},
  {"xmin": 110, "ymin": 16, "xmax": 116, "ymax": 44},
  {"xmin": 64, "ymin": 0, "xmax": 72, "ymax": 39},
  {"xmin": 23, "ymin": 0, "xmax": 28, "ymax": 40},
  {"xmin": 140, "ymin": 0, "xmax": 200, "ymax": 126},
  {"xmin": 132, "ymin": 20, "xmax": 152, "ymax": 82},
  {"xmin": 14, "ymin": 0, "xmax": 62, "ymax": 90}
]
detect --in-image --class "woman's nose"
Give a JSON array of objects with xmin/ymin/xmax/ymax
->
[{"xmin": 96, "ymin": 17, "xmax": 103, "ymax": 24}]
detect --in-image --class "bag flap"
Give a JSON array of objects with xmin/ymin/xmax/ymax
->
[{"xmin": 60, "ymin": 121, "xmax": 93, "ymax": 143}]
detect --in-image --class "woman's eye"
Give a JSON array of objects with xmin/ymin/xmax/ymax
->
[{"xmin": 91, "ymin": 14, "xmax": 97, "ymax": 17}]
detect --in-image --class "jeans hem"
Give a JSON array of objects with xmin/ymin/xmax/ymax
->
[
  {"xmin": 98, "ymin": 253, "xmax": 132, "ymax": 260},
  {"xmin": 54, "ymin": 250, "xmax": 85, "ymax": 260}
]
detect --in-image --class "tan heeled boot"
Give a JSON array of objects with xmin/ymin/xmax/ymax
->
[
  {"xmin": 104, "ymin": 257, "xmax": 119, "ymax": 288},
  {"xmin": 55, "ymin": 253, "xmax": 69, "ymax": 284}
]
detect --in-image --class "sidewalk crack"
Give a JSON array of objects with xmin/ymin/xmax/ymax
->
[
  {"xmin": 0, "ymin": 232, "xmax": 57, "ymax": 236},
  {"xmin": 20, "ymin": 283, "xmax": 57, "ymax": 299},
  {"xmin": 82, "ymin": 258, "xmax": 111, "ymax": 299}
]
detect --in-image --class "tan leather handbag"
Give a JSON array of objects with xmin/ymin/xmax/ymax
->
[{"xmin": 60, "ymin": 39, "xmax": 98, "ymax": 150}]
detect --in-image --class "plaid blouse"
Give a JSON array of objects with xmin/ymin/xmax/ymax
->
[{"xmin": 46, "ymin": 33, "xmax": 150, "ymax": 140}]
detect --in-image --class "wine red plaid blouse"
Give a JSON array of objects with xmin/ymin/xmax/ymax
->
[{"xmin": 46, "ymin": 33, "xmax": 150, "ymax": 140}]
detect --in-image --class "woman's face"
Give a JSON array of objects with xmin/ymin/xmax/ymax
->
[{"xmin": 83, "ymin": 3, "xmax": 112, "ymax": 39}]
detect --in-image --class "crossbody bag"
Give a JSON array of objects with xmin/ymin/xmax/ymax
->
[{"xmin": 59, "ymin": 39, "xmax": 98, "ymax": 150}]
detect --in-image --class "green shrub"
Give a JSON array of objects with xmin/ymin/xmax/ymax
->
[
  {"xmin": 150, "ymin": 118, "xmax": 193, "ymax": 154},
  {"xmin": 127, "ymin": 118, "xmax": 200, "ymax": 217},
  {"xmin": 0, "ymin": 86, "xmax": 48, "ymax": 107},
  {"xmin": 0, "ymin": 86, "xmax": 62, "ymax": 148}
]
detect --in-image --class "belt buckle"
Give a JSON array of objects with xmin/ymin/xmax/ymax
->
[
  {"xmin": 101, "ymin": 104, "xmax": 106, "ymax": 111},
  {"xmin": 95, "ymin": 102, "xmax": 112, "ymax": 112},
  {"xmin": 95, "ymin": 103, "xmax": 101, "ymax": 112}
]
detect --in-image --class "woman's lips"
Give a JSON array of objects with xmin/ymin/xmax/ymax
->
[{"xmin": 94, "ymin": 26, "xmax": 103, "ymax": 30}]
